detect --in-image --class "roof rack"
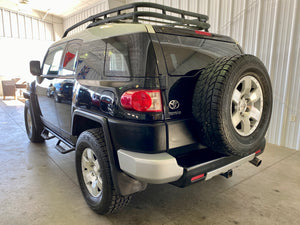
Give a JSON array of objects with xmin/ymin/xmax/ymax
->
[{"xmin": 62, "ymin": 2, "xmax": 210, "ymax": 38}]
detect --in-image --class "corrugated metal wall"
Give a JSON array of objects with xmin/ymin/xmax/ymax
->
[
  {"xmin": 63, "ymin": 0, "xmax": 108, "ymax": 36},
  {"xmin": 63, "ymin": 0, "xmax": 299, "ymax": 150},
  {"xmin": 0, "ymin": 7, "xmax": 55, "ymax": 41},
  {"xmin": 0, "ymin": 7, "xmax": 63, "ymax": 88}
]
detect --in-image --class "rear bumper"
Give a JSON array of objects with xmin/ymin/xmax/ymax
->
[
  {"xmin": 205, "ymin": 154, "xmax": 255, "ymax": 180},
  {"xmin": 117, "ymin": 150, "xmax": 183, "ymax": 184},
  {"xmin": 117, "ymin": 149, "xmax": 258, "ymax": 186}
]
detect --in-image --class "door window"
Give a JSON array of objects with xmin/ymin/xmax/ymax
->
[
  {"xmin": 61, "ymin": 41, "xmax": 81, "ymax": 75},
  {"xmin": 42, "ymin": 44, "xmax": 66, "ymax": 75}
]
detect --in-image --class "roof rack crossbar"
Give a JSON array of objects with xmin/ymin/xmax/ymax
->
[
  {"xmin": 63, "ymin": 2, "xmax": 210, "ymax": 38},
  {"xmin": 137, "ymin": 18, "xmax": 200, "ymax": 29},
  {"xmin": 86, "ymin": 11, "xmax": 209, "ymax": 30}
]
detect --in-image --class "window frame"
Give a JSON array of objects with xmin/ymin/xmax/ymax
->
[
  {"xmin": 76, "ymin": 39, "xmax": 106, "ymax": 81},
  {"xmin": 41, "ymin": 40, "xmax": 82, "ymax": 79},
  {"xmin": 60, "ymin": 39, "xmax": 82, "ymax": 77},
  {"xmin": 41, "ymin": 43, "xmax": 67, "ymax": 78}
]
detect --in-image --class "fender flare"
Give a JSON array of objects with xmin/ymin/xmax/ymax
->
[{"xmin": 24, "ymin": 81, "xmax": 43, "ymax": 132}]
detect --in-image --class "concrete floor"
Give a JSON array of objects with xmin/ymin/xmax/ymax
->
[{"xmin": 0, "ymin": 99, "xmax": 300, "ymax": 225}]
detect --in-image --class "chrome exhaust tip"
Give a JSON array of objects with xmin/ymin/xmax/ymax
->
[
  {"xmin": 250, "ymin": 157, "xmax": 262, "ymax": 167},
  {"xmin": 221, "ymin": 169, "xmax": 233, "ymax": 179}
]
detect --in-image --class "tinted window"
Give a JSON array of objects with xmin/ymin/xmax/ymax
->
[
  {"xmin": 42, "ymin": 44, "xmax": 66, "ymax": 75},
  {"xmin": 105, "ymin": 41, "xmax": 130, "ymax": 77},
  {"xmin": 157, "ymin": 34, "xmax": 212, "ymax": 76},
  {"xmin": 104, "ymin": 33, "xmax": 157, "ymax": 78},
  {"xmin": 75, "ymin": 33, "xmax": 157, "ymax": 80},
  {"xmin": 61, "ymin": 41, "xmax": 81, "ymax": 75},
  {"xmin": 158, "ymin": 34, "xmax": 240, "ymax": 75},
  {"xmin": 76, "ymin": 39, "xmax": 106, "ymax": 80}
]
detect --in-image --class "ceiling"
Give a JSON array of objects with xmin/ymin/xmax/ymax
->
[{"xmin": 0, "ymin": 0, "xmax": 104, "ymax": 17}]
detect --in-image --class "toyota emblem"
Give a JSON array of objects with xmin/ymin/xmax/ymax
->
[{"xmin": 169, "ymin": 100, "xmax": 180, "ymax": 110}]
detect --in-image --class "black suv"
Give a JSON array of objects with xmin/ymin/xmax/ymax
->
[{"xmin": 24, "ymin": 2, "xmax": 272, "ymax": 214}]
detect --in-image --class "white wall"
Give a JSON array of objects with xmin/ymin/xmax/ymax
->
[
  {"xmin": 63, "ymin": 0, "xmax": 108, "ymax": 36},
  {"xmin": 0, "ymin": 7, "xmax": 63, "ymax": 89},
  {"xmin": 0, "ymin": 38, "xmax": 51, "ymax": 79},
  {"xmin": 0, "ymin": 7, "xmax": 63, "ymax": 41},
  {"xmin": 48, "ymin": 0, "xmax": 300, "ymax": 151}
]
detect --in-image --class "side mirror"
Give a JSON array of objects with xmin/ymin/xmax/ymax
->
[{"xmin": 30, "ymin": 61, "xmax": 42, "ymax": 76}]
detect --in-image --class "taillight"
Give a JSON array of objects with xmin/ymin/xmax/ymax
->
[
  {"xmin": 195, "ymin": 30, "xmax": 212, "ymax": 36},
  {"xmin": 121, "ymin": 90, "xmax": 162, "ymax": 112}
]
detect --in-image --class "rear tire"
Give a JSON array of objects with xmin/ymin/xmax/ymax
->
[
  {"xmin": 75, "ymin": 128, "xmax": 131, "ymax": 214},
  {"xmin": 192, "ymin": 55, "xmax": 272, "ymax": 156},
  {"xmin": 24, "ymin": 100, "xmax": 44, "ymax": 143}
]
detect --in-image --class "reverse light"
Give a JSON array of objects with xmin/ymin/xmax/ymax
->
[
  {"xmin": 195, "ymin": 30, "xmax": 212, "ymax": 36},
  {"xmin": 121, "ymin": 90, "xmax": 162, "ymax": 112}
]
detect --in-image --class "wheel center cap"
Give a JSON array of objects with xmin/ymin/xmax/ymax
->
[{"xmin": 239, "ymin": 99, "xmax": 248, "ymax": 114}]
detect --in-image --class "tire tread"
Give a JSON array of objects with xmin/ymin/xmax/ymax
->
[
  {"xmin": 24, "ymin": 100, "xmax": 44, "ymax": 143},
  {"xmin": 192, "ymin": 54, "xmax": 271, "ymax": 156},
  {"xmin": 78, "ymin": 128, "xmax": 131, "ymax": 214}
]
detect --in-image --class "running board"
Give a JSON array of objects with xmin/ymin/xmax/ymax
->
[
  {"xmin": 55, "ymin": 140, "xmax": 75, "ymax": 154},
  {"xmin": 41, "ymin": 128, "xmax": 55, "ymax": 140},
  {"xmin": 41, "ymin": 128, "xmax": 75, "ymax": 154}
]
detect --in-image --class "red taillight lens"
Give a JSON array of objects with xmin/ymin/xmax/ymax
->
[
  {"xmin": 195, "ymin": 30, "xmax": 212, "ymax": 36},
  {"xmin": 121, "ymin": 90, "xmax": 162, "ymax": 112},
  {"xmin": 191, "ymin": 174, "xmax": 205, "ymax": 182}
]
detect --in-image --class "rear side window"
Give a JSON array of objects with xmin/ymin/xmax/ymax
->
[
  {"xmin": 42, "ymin": 44, "xmax": 66, "ymax": 75},
  {"xmin": 76, "ymin": 39, "xmax": 106, "ymax": 80},
  {"xmin": 104, "ymin": 33, "xmax": 153, "ymax": 78},
  {"xmin": 105, "ymin": 41, "xmax": 130, "ymax": 77}
]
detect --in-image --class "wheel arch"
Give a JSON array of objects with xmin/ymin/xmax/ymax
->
[{"xmin": 72, "ymin": 111, "xmax": 104, "ymax": 137}]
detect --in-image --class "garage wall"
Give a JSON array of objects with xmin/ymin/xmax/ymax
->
[
  {"xmin": 64, "ymin": 0, "xmax": 299, "ymax": 150},
  {"xmin": 0, "ymin": 7, "xmax": 64, "ymax": 96},
  {"xmin": 0, "ymin": 7, "xmax": 62, "ymax": 41},
  {"xmin": 63, "ymin": 0, "xmax": 108, "ymax": 36}
]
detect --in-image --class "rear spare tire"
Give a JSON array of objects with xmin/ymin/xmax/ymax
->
[{"xmin": 192, "ymin": 54, "xmax": 272, "ymax": 157}]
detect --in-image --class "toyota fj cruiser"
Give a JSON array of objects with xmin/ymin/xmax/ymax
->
[{"xmin": 24, "ymin": 2, "xmax": 272, "ymax": 214}]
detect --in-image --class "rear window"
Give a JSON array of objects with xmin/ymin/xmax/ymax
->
[{"xmin": 157, "ymin": 34, "xmax": 240, "ymax": 75}]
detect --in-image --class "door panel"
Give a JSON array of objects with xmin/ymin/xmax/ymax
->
[
  {"xmin": 37, "ymin": 44, "xmax": 66, "ymax": 130},
  {"xmin": 55, "ymin": 41, "xmax": 81, "ymax": 137}
]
